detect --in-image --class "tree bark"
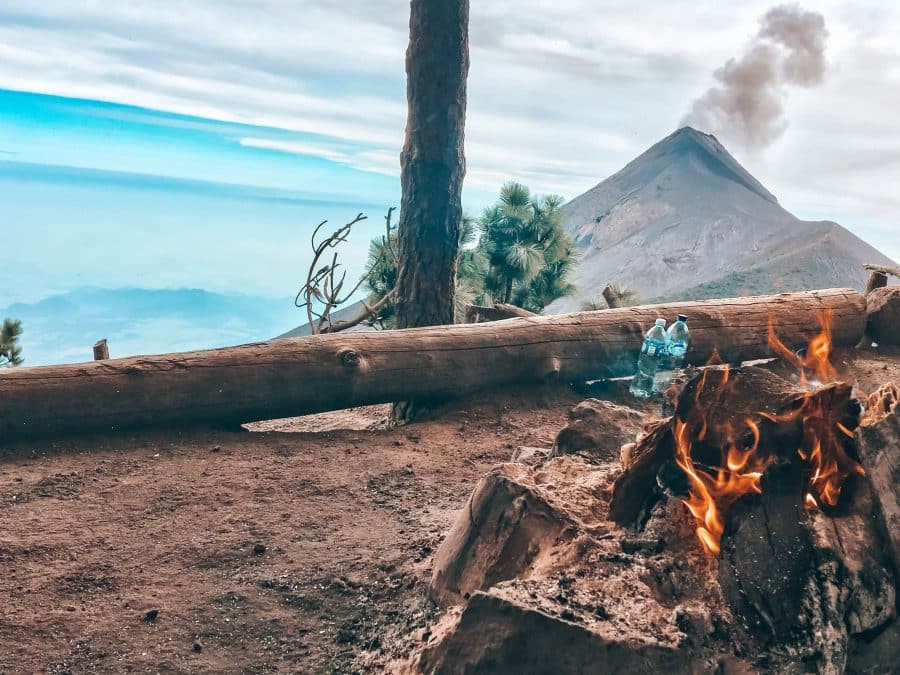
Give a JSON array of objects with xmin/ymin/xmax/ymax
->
[
  {"xmin": 393, "ymin": 0, "xmax": 469, "ymax": 330},
  {"xmin": 0, "ymin": 289, "xmax": 865, "ymax": 439}
]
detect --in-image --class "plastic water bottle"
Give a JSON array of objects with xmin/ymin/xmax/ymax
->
[
  {"xmin": 629, "ymin": 318, "xmax": 667, "ymax": 398},
  {"xmin": 654, "ymin": 314, "xmax": 690, "ymax": 393}
]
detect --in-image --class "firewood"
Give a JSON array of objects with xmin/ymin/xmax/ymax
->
[
  {"xmin": 866, "ymin": 286, "xmax": 900, "ymax": 345},
  {"xmin": 856, "ymin": 398, "xmax": 900, "ymax": 580}
]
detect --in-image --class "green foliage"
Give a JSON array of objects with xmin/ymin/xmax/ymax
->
[
  {"xmin": 477, "ymin": 183, "xmax": 576, "ymax": 312},
  {"xmin": 0, "ymin": 318, "xmax": 23, "ymax": 367},
  {"xmin": 361, "ymin": 182, "xmax": 577, "ymax": 323}
]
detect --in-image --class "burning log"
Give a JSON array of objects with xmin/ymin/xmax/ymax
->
[
  {"xmin": 605, "ymin": 313, "xmax": 896, "ymax": 668},
  {"xmin": 0, "ymin": 289, "xmax": 866, "ymax": 438},
  {"xmin": 410, "ymin": 319, "xmax": 898, "ymax": 674}
]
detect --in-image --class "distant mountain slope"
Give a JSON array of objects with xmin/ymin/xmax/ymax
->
[
  {"xmin": 548, "ymin": 127, "xmax": 895, "ymax": 312},
  {"xmin": 1, "ymin": 288, "xmax": 299, "ymax": 366}
]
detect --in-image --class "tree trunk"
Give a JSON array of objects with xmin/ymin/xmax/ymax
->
[
  {"xmin": 393, "ymin": 0, "xmax": 469, "ymax": 330},
  {"xmin": 0, "ymin": 289, "xmax": 866, "ymax": 439}
]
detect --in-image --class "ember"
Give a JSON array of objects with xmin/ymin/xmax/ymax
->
[{"xmin": 675, "ymin": 310, "xmax": 864, "ymax": 554}]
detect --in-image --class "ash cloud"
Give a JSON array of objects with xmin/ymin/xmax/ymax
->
[{"xmin": 681, "ymin": 5, "xmax": 828, "ymax": 151}]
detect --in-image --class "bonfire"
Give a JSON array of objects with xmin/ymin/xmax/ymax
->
[{"xmin": 407, "ymin": 310, "xmax": 899, "ymax": 674}]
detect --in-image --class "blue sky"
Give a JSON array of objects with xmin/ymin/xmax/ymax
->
[{"xmin": 0, "ymin": 1, "xmax": 898, "ymax": 363}]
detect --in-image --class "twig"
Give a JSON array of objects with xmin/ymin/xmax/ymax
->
[{"xmin": 295, "ymin": 209, "xmax": 398, "ymax": 335}]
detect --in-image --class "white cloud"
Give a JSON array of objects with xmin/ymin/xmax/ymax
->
[{"xmin": 0, "ymin": 0, "xmax": 897, "ymax": 259}]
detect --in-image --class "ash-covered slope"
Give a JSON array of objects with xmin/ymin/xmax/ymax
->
[{"xmin": 548, "ymin": 127, "xmax": 895, "ymax": 312}]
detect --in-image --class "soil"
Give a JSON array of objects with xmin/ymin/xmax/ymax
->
[
  {"xmin": 0, "ymin": 385, "xmax": 593, "ymax": 674},
  {"xmin": 0, "ymin": 346, "xmax": 896, "ymax": 674}
]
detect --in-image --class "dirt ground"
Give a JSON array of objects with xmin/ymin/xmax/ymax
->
[
  {"xmin": 0, "ymin": 383, "xmax": 592, "ymax": 674},
  {"xmin": 0, "ymin": 346, "xmax": 897, "ymax": 674}
]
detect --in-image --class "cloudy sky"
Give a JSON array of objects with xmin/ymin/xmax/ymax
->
[{"xmin": 1, "ymin": 0, "xmax": 898, "ymax": 302}]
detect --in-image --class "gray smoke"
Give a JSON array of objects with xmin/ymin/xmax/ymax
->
[{"xmin": 681, "ymin": 5, "xmax": 827, "ymax": 151}]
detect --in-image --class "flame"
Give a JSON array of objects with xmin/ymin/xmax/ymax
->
[
  {"xmin": 676, "ymin": 310, "xmax": 864, "ymax": 555},
  {"xmin": 673, "ymin": 367, "xmax": 771, "ymax": 556}
]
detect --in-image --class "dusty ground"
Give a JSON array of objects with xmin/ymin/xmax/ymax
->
[
  {"xmin": 0, "ymin": 346, "xmax": 896, "ymax": 674},
  {"xmin": 0, "ymin": 385, "xmax": 593, "ymax": 674}
]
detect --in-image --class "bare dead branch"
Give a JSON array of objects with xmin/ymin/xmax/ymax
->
[{"xmin": 295, "ymin": 210, "xmax": 398, "ymax": 335}]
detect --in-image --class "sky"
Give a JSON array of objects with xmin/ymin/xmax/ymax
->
[{"xmin": 0, "ymin": 1, "xmax": 898, "ymax": 361}]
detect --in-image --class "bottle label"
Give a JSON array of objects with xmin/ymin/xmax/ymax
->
[
  {"xmin": 669, "ymin": 341, "xmax": 687, "ymax": 357},
  {"xmin": 642, "ymin": 340, "xmax": 666, "ymax": 356}
]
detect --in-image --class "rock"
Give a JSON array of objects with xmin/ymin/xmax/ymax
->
[
  {"xmin": 418, "ymin": 591, "xmax": 693, "ymax": 674},
  {"xmin": 551, "ymin": 398, "xmax": 647, "ymax": 461},
  {"xmin": 252, "ymin": 543, "xmax": 267, "ymax": 556},
  {"xmin": 509, "ymin": 446, "xmax": 550, "ymax": 466},
  {"xmin": 430, "ymin": 457, "xmax": 617, "ymax": 606},
  {"xmin": 429, "ymin": 465, "xmax": 574, "ymax": 606}
]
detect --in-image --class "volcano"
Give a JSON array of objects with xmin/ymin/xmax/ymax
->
[{"xmin": 548, "ymin": 127, "xmax": 896, "ymax": 312}]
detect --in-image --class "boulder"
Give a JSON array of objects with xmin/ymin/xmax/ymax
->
[
  {"xmin": 551, "ymin": 399, "xmax": 648, "ymax": 462},
  {"xmin": 417, "ymin": 590, "xmax": 696, "ymax": 675}
]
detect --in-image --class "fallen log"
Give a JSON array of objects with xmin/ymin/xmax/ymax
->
[{"xmin": 0, "ymin": 289, "xmax": 865, "ymax": 438}]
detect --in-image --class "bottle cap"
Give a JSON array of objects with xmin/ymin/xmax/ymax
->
[
  {"xmin": 654, "ymin": 318, "xmax": 666, "ymax": 326},
  {"xmin": 677, "ymin": 314, "xmax": 688, "ymax": 322}
]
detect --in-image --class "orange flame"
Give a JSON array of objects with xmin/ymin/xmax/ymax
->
[
  {"xmin": 676, "ymin": 310, "xmax": 864, "ymax": 555},
  {"xmin": 674, "ymin": 367, "xmax": 771, "ymax": 556}
]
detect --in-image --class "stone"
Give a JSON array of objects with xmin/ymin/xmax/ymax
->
[
  {"xmin": 509, "ymin": 446, "xmax": 550, "ymax": 466},
  {"xmin": 417, "ymin": 591, "xmax": 692, "ymax": 675},
  {"xmin": 551, "ymin": 399, "xmax": 647, "ymax": 462}
]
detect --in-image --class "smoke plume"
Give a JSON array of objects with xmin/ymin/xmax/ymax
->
[{"xmin": 681, "ymin": 5, "xmax": 827, "ymax": 151}]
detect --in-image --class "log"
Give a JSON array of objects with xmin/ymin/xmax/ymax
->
[
  {"xmin": 864, "ymin": 262, "xmax": 900, "ymax": 279},
  {"xmin": 864, "ymin": 270, "xmax": 888, "ymax": 295},
  {"xmin": 0, "ymin": 289, "xmax": 866, "ymax": 438},
  {"xmin": 464, "ymin": 303, "xmax": 536, "ymax": 323},
  {"xmin": 866, "ymin": 286, "xmax": 900, "ymax": 345}
]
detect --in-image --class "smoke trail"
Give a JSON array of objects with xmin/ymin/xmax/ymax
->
[{"xmin": 681, "ymin": 5, "xmax": 827, "ymax": 151}]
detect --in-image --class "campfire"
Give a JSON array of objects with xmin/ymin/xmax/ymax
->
[
  {"xmin": 405, "ymin": 310, "xmax": 898, "ymax": 674},
  {"xmin": 673, "ymin": 310, "xmax": 865, "ymax": 555}
]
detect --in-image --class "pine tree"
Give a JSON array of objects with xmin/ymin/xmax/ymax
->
[
  {"xmin": 477, "ymin": 183, "xmax": 577, "ymax": 312},
  {"xmin": 0, "ymin": 318, "xmax": 23, "ymax": 367}
]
